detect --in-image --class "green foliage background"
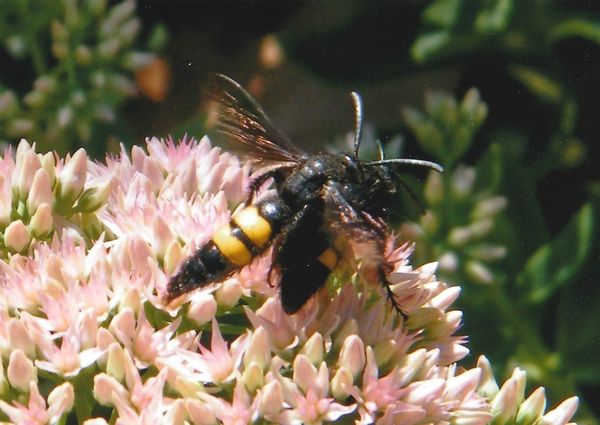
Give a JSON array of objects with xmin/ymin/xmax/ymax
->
[{"xmin": 1, "ymin": 0, "xmax": 599, "ymax": 423}]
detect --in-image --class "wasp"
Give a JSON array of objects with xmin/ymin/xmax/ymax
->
[{"xmin": 164, "ymin": 74, "xmax": 442, "ymax": 316}]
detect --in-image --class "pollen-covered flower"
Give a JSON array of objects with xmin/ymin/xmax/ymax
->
[{"xmin": 0, "ymin": 137, "xmax": 580, "ymax": 424}]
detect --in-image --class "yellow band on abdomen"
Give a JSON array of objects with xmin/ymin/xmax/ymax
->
[
  {"xmin": 233, "ymin": 206, "xmax": 272, "ymax": 248},
  {"xmin": 318, "ymin": 248, "xmax": 338, "ymax": 270},
  {"xmin": 212, "ymin": 224, "xmax": 252, "ymax": 266}
]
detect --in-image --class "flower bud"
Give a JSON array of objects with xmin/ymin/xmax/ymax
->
[
  {"xmin": 259, "ymin": 380, "xmax": 283, "ymax": 417},
  {"xmin": 0, "ymin": 91, "xmax": 18, "ymax": 119},
  {"xmin": 490, "ymin": 377, "xmax": 519, "ymax": 425},
  {"xmin": 119, "ymin": 18, "xmax": 141, "ymax": 45},
  {"xmin": 469, "ymin": 244, "xmax": 507, "ymax": 262},
  {"xmin": 338, "ymin": 335, "xmax": 365, "ymax": 380},
  {"xmin": 75, "ymin": 46, "xmax": 92, "ymax": 65},
  {"xmin": 29, "ymin": 203, "xmax": 53, "ymax": 238},
  {"xmin": 516, "ymin": 387, "xmax": 546, "ymax": 425},
  {"xmin": 4, "ymin": 220, "xmax": 31, "ymax": 253},
  {"xmin": 243, "ymin": 327, "xmax": 270, "ymax": 372},
  {"xmin": 397, "ymin": 349, "xmax": 428, "ymax": 384},
  {"xmin": 465, "ymin": 261, "xmax": 494, "ymax": 285},
  {"xmin": 171, "ymin": 374, "xmax": 204, "ymax": 398},
  {"xmin": 47, "ymin": 382, "xmax": 75, "ymax": 418},
  {"xmin": 539, "ymin": 396, "xmax": 578, "ymax": 425},
  {"xmin": 27, "ymin": 169, "xmax": 55, "ymax": 215},
  {"xmin": 292, "ymin": 355, "xmax": 318, "ymax": 394},
  {"xmin": 242, "ymin": 362, "xmax": 264, "ymax": 393},
  {"xmin": 215, "ymin": 278, "xmax": 242, "ymax": 309},
  {"xmin": 424, "ymin": 171, "xmax": 444, "ymax": 205},
  {"xmin": 7, "ymin": 119, "xmax": 34, "ymax": 137},
  {"xmin": 164, "ymin": 240, "xmax": 183, "ymax": 275},
  {"xmin": 82, "ymin": 419, "xmax": 109, "ymax": 425},
  {"xmin": 477, "ymin": 356, "xmax": 499, "ymax": 398},
  {"xmin": 56, "ymin": 148, "xmax": 88, "ymax": 206},
  {"xmin": 373, "ymin": 339, "xmax": 397, "ymax": 369},
  {"xmin": 185, "ymin": 399, "xmax": 217, "ymax": 425},
  {"xmin": 80, "ymin": 213, "xmax": 103, "ymax": 240},
  {"xmin": 0, "ymin": 194, "xmax": 11, "ymax": 228},
  {"xmin": 13, "ymin": 146, "xmax": 42, "ymax": 196},
  {"xmin": 7, "ymin": 318, "xmax": 35, "ymax": 358},
  {"xmin": 151, "ymin": 214, "xmax": 174, "ymax": 259},
  {"xmin": 451, "ymin": 166, "xmax": 475, "ymax": 198},
  {"xmin": 7, "ymin": 349, "xmax": 37, "ymax": 392},
  {"xmin": 57, "ymin": 105, "xmax": 73, "ymax": 128},
  {"xmin": 187, "ymin": 293, "xmax": 217, "ymax": 325},
  {"xmin": 405, "ymin": 307, "xmax": 441, "ymax": 330},
  {"xmin": 472, "ymin": 196, "xmax": 507, "ymax": 220},
  {"xmin": 331, "ymin": 367, "xmax": 353, "ymax": 400},
  {"xmin": 468, "ymin": 218, "xmax": 494, "ymax": 239},
  {"xmin": 301, "ymin": 332, "xmax": 324, "ymax": 365},
  {"xmin": 40, "ymin": 152, "xmax": 56, "ymax": 182},
  {"xmin": 93, "ymin": 373, "xmax": 127, "ymax": 406},
  {"xmin": 106, "ymin": 343, "xmax": 126, "ymax": 382},
  {"xmin": 75, "ymin": 178, "xmax": 112, "ymax": 213}
]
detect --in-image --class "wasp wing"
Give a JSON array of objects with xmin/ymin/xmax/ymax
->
[
  {"xmin": 204, "ymin": 74, "xmax": 304, "ymax": 164},
  {"xmin": 272, "ymin": 201, "xmax": 332, "ymax": 314}
]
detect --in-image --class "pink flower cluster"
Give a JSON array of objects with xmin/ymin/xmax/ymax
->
[{"xmin": 0, "ymin": 137, "xmax": 578, "ymax": 424}]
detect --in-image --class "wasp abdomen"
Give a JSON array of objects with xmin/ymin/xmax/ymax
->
[{"xmin": 165, "ymin": 196, "xmax": 291, "ymax": 302}]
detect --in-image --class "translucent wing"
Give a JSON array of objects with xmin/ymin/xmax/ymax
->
[{"xmin": 204, "ymin": 74, "xmax": 305, "ymax": 164}]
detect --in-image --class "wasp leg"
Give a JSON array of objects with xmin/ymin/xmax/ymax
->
[
  {"xmin": 365, "ymin": 215, "xmax": 408, "ymax": 320},
  {"xmin": 246, "ymin": 165, "xmax": 294, "ymax": 204},
  {"xmin": 378, "ymin": 262, "xmax": 407, "ymax": 320}
]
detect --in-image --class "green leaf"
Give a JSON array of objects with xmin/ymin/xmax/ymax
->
[
  {"xmin": 558, "ymin": 286, "xmax": 600, "ymax": 383},
  {"xmin": 508, "ymin": 64, "xmax": 563, "ymax": 104},
  {"xmin": 556, "ymin": 197, "xmax": 600, "ymax": 384},
  {"xmin": 475, "ymin": 0, "xmax": 513, "ymax": 33},
  {"xmin": 517, "ymin": 203, "xmax": 595, "ymax": 303},
  {"xmin": 423, "ymin": 0, "xmax": 463, "ymax": 28},
  {"xmin": 550, "ymin": 17, "xmax": 600, "ymax": 45},
  {"xmin": 411, "ymin": 31, "xmax": 451, "ymax": 64}
]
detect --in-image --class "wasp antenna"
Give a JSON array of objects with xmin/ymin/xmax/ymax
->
[
  {"xmin": 376, "ymin": 139, "xmax": 385, "ymax": 160},
  {"xmin": 350, "ymin": 92, "xmax": 364, "ymax": 160},
  {"xmin": 365, "ymin": 158, "xmax": 444, "ymax": 173}
]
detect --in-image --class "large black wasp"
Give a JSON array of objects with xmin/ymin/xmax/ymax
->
[{"xmin": 164, "ymin": 75, "xmax": 442, "ymax": 316}]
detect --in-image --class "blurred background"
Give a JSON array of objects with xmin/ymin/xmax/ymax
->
[{"xmin": 1, "ymin": 0, "xmax": 599, "ymax": 423}]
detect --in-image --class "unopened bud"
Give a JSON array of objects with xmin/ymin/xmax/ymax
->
[
  {"xmin": 539, "ymin": 396, "xmax": 578, "ymax": 425},
  {"xmin": 258, "ymin": 380, "xmax": 283, "ymax": 416},
  {"xmin": 4, "ymin": 220, "xmax": 31, "ymax": 252},
  {"xmin": 331, "ymin": 367, "xmax": 353, "ymax": 400},
  {"xmin": 7, "ymin": 349, "xmax": 37, "ymax": 392},
  {"xmin": 56, "ymin": 148, "xmax": 88, "ymax": 206},
  {"xmin": 13, "ymin": 146, "xmax": 42, "ymax": 196},
  {"xmin": 47, "ymin": 382, "xmax": 75, "ymax": 418},
  {"xmin": 75, "ymin": 178, "xmax": 112, "ymax": 213},
  {"xmin": 242, "ymin": 362, "xmax": 264, "ymax": 393},
  {"xmin": 301, "ymin": 332, "xmax": 324, "ymax": 365},
  {"xmin": 187, "ymin": 293, "xmax": 217, "ymax": 325},
  {"xmin": 215, "ymin": 278, "xmax": 242, "ymax": 309},
  {"xmin": 516, "ymin": 387, "xmax": 546, "ymax": 425},
  {"xmin": 27, "ymin": 169, "xmax": 55, "ymax": 214},
  {"xmin": 338, "ymin": 335, "xmax": 365, "ymax": 380},
  {"xmin": 185, "ymin": 398, "xmax": 217, "ymax": 425},
  {"xmin": 29, "ymin": 203, "xmax": 53, "ymax": 239},
  {"xmin": 243, "ymin": 327, "xmax": 270, "ymax": 372}
]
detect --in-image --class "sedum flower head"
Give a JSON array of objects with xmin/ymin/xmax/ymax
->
[{"xmin": 0, "ymin": 137, "xmax": 579, "ymax": 424}]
